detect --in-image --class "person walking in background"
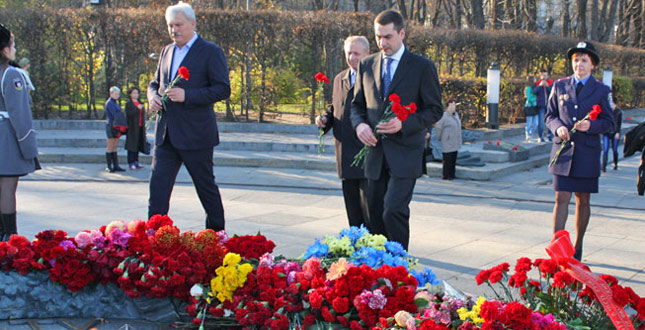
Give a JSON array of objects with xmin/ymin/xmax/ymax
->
[
  {"xmin": 351, "ymin": 9, "xmax": 443, "ymax": 249},
  {"xmin": 105, "ymin": 86, "xmax": 126, "ymax": 173},
  {"xmin": 0, "ymin": 24, "xmax": 40, "ymax": 241},
  {"xmin": 524, "ymin": 76, "xmax": 538, "ymax": 142},
  {"xmin": 546, "ymin": 41, "xmax": 614, "ymax": 261},
  {"xmin": 434, "ymin": 99, "xmax": 462, "ymax": 180},
  {"xmin": 602, "ymin": 95, "xmax": 622, "ymax": 172},
  {"xmin": 316, "ymin": 36, "xmax": 370, "ymax": 228},
  {"xmin": 534, "ymin": 69, "xmax": 553, "ymax": 142},
  {"xmin": 125, "ymin": 87, "xmax": 147, "ymax": 170},
  {"xmin": 16, "ymin": 58, "xmax": 34, "ymax": 93},
  {"xmin": 147, "ymin": 2, "xmax": 230, "ymax": 231}
]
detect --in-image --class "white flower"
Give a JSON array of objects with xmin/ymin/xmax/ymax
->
[{"xmin": 190, "ymin": 284, "xmax": 204, "ymax": 298}]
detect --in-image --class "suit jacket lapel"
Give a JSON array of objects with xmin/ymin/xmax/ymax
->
[
  {"xmin": 565, "ymin": 76, "xmax": 576, "ymax": 104},
  {"xmin": 342, "ymin": 69, "xmax": 352, "ymax": 92},
  {"xmin": 372, "ymin": 55, "xmax": 383, "ymax": 100},
  {"xmin": 161, "ymin": 45, "xmax": 174, "ymax": 85},
  {"xmin": 387, "ymin": 50, "xmax": 410, "ymax": 94},
  {"xmin": 178, "ymin": 37, "xmax": 204, "ymax": 70},
  {"xmin": 578, "ymin": 75, "xmax": 598, "ymax": 101}
]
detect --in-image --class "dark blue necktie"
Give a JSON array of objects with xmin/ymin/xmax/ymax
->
[
  {"xmin": 576, "ymin": 81, "xmax": 583, "ymax": 97},
  {"xmin": 382, "ymin": 57, "xmax": 393, "ymax": 98}
]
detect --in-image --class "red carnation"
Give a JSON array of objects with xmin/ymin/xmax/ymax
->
[
  {"xmin": 314, "ymin": 72, "xmax": 329, "ymax": 83},
  {"xmin": 589, "ymin": 104, "xmax": 601, "ymax": 120},
  {"xmin": 177, "ymin": 66, "xmax": 190, "ymax": 81},
  {"xmin": 388, "ymin": 93, "xmax": 400, "ymax": 104}
]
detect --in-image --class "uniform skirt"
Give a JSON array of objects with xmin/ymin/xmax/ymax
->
[
  {"xmin": 0, "ymin": 118, "xmax": 40, "ymax": 176},
  {"xmin": 553, "ymin": 174, "xmax": 599, "ymax": 193},
  {"xmin": 106, "ymin": 123, "xmax": 117, "ymax": 138}
]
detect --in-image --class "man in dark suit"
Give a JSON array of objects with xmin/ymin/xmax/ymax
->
[
  {"xmin": 147, "ymin": 2, "xmax": 230, "ymax": 231},
  {"xmin": 316, "ymin": 36, "xmax": 370, "ymax": 228},
  {"xmin": 350, "ymin": 10, "xmax": 443, "ymax": 249}
]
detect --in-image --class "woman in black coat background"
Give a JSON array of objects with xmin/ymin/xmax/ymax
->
[{"xmin": 124, "ymin": 87, "xmax": 147, "ymax": 170}]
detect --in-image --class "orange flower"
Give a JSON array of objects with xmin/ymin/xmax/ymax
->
[
  {"xmin": 326, "ymin": 258, "xmax": 353, "ymax": 281},
  {"xmin": 155, "ymin": 225, "xmax": 180, "ymax": 249}
]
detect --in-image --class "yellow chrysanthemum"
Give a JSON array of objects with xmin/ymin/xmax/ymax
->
[{"xmin": 209, "ymin": 253, "xmax": 253, "ymax": 302}]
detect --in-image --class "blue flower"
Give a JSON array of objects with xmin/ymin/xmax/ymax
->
[
  {"xmin": 384, "ymin": 241, "xmax": 408, "ymax": 257},
  {"xmin": 338, "ymin": 225, "xmax": 369, "ymax": 245},
  {"xmin": 411, "ymin": 267, "xmax": 441, "ymax": 287},
  {"xmin": 301, "ymin": 239, "xmax": 329, "ymax": 259},
  {"xmin": 381, "ymin": 252, "xmax": 409, "ymax": 269},
  {"xmin": 351, "ymin": 247, "xmax": 384, "ymax": 268}
]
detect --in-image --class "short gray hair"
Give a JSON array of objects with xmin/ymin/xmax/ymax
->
[
  {"xmin": 166, "ymin": 1, "xmax": 196, "ymax": 23},
  {"xmin": 344, "ymin": 36, "xmax": 369, "ymax": 53},
  {"xmin": 109, "ymin": 86, "xmax": 120, "ymax": 94}
]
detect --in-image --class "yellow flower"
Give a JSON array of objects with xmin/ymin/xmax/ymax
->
[
  {"xmin": 209, "ymin": 253, "xmax": 253, "ymax": 302},
  {"xmin": 326, "ymin": 257, "xmax": 352, "ymax": 281},
  {"xmin": 223, "ymin": 253, "xmax": 241, "ymax": 267}
]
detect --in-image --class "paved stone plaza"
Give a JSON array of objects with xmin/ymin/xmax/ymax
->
[{"xmin": 19, "ymin": 153, "xmax": 645, "ymax": 299}]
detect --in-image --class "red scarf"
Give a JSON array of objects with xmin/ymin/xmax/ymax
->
[{"xmin": 133, "ymin": 101, "xmax": 143, "ymax": 126}]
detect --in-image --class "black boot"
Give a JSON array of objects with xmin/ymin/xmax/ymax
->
[
  {"xmin": 111, "ymin": 152, "xmax": 125, "ymax": 172},
  {"xmin": 613, "ymin": 150, "xmax": 619, "ymax": 170},
  {"xmin": 1, "ymin": 213, "xmax": 16, "ymax": 241},
  {"xmin": 105, "ymin": 152, "xmax": 114, "ymax": 173},
  {"xmin": 602, "ymin": 153, "xmax": 608, "ymax": 172}
]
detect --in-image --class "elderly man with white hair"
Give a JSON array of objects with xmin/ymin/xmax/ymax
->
[
  {"xmin": 147, "ymin": 1, "xmax": 231, "ymax": 231},
  {"xmin": 316, "ymin": 36, "xmax": 371, "ymax": 229}
]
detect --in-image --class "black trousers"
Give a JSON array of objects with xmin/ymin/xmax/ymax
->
[
  {"xmin": 442, "ymin": 151, "xmax": 457, "ymax": 179},
  {"xmin": 148, "ymin": 139, "xmax": 225, "ymax": 231},
  {"xmin": 367, "ymin": 160, "xmax": 416, "ymax": 250},
  {"xmin": 341, "ymin": 178, "xmax": 369, "ymax": 228}
]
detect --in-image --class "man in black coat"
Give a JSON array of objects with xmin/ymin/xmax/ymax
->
[
  {"xmin": 351, "ymin": 10, "xmax": 443, "ymax": 249},
  {"xmin": 316, "ymin": 36, "xmax": 370, "ymax": 228},
  {"xmin": 147, "ymin": 2, "xmax": 230, "ymax": 230}
]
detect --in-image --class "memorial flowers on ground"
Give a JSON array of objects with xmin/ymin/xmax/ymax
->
[{"xmin": 1, "ymin": 220, "xmax": 645, "ymax": 329}]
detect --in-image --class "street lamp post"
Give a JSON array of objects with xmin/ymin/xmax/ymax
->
[
  {"xmin": 603, "ymin": 66, "xmax": 613, "ymax": 90},
  {"xmin": 486, "ymin": 62, "xmax": 501, "ymax": 129}
]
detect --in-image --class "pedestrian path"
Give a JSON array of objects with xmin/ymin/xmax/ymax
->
[{"xmin": 33, "ymin": 108, "xmax": 644, "ymax": 180}]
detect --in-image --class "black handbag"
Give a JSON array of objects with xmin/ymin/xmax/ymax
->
[{"xmin": 524, "ymin": 105, "xmax": 538, "ymax": 116}]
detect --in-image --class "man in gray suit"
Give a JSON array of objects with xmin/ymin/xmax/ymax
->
[{"xmin": 351, "ymin": 9, "xmax": 443, "ymax": 249}]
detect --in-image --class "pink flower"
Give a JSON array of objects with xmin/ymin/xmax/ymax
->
[{"xmin": 74, "ymin": 231, "xmax": 92, "ymax": 248}]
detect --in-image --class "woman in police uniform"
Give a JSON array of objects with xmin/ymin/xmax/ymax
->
[
  {"xmin": 545, "ymin": 41, "xmax": 614, "ymax": 261},
  {"xmin": 0, "ymin": 24, "xmax": 39, "ymax": 241}
]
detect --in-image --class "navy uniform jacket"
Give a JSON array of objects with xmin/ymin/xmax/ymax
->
[
  {"xmin": 147, "ymin": 36, "xmax": 230, "ymax": 150},
  {"xmin": 321, "ymin": 69, "xmax": 365, "ymax": 179},
  {"xmin": 350, "ymin": 49, "xmax": 443, "ymax": 180},
  {"xmin": 546, "ymin": 75, "xmax": 614, "ymax": 177}
]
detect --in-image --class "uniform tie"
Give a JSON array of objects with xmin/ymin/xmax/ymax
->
[
  {"xmin": 382, "ymin": 57, "xmax": 393, "ymax": 98},
  {"xmin": 576, "ymin": 81, "xmax": 584, "ymax": 97}
]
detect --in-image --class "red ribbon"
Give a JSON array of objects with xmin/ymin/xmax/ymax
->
[{"xmin": 546, "ymin": 230, "xmax": 634, "ymax": 330}]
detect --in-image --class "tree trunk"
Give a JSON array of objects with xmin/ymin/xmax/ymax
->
[
  {"xmin": 455, "ymin": 0, "xmax": 463, "ymax": 29},
  {"xmin": 616, "ymin": 0, "xmax": 628, "ymax": 45},
  {"xmin": 577, "ymin": 0, "xmax": 588, "ymax": 39},
  {"xmin": 397, "ymin": 0, "xmax": 408, "ymax": 19},
  {"xmin": 259, "ymin": 60, "xmax": 266, "ymax": 123},
  {"xmin": 526, "ymin": 0, "xmax": 537, "ymax": 31},
  {"xmin": 470, "ymin": 0, "xmax": 485, "ymax": 29},
  {"xmin": 562, "ymin": 0, "xmax": 572, "ymax": 37},
  {"xmin": 353, "ymin": 0, "xmax": 359, "ymax": 11},
  {"xmin": 490, "ymin": 0, "xmax": 503, "ymax": 29},
  {"xmin": 245, "ymin": 46, "xmax": 252, "ymax": 121},
  {"xmin": 591, "ymin": 0, "xmax": 600, "ymax": 40}
]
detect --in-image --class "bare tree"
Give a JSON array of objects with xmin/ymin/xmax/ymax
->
[
  {"xmin": 576, "ymin": 0, "xmax": 588, "ymax": 39},
  {"xmin": 469, "ymin": 0, "xmax": 485, "ymax": 28},
  {"xmin": 562, "ymin": 0, "xmax": 572, "ymax": 36}
]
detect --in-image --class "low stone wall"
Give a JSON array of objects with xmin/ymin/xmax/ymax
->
[{"xmin": 0, "ymin": 271, "xmax": 181, "ymax": 322}]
